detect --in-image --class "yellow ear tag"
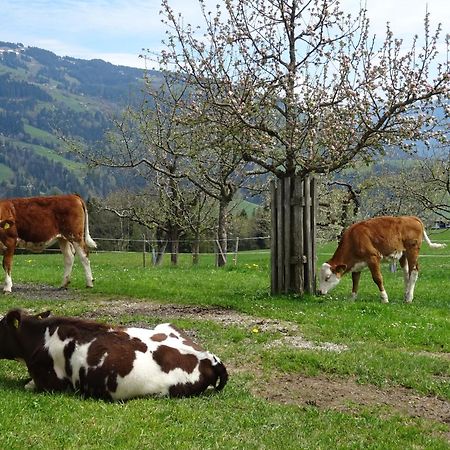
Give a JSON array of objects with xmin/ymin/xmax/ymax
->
[
  {"xmin": 13, "ymin": 318, "xmax": 19, "ymax": 329},
  {"xmin": 3, "ymin": 223, "xmax": 10, "ymax": 230}
]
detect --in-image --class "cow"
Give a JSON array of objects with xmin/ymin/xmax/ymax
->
[
  {"xmin": 0, "ymin": 309, "xmax": 228, "ymax": 400},
  {"xmin": 318, "ymin": 216, "xmax": 446, "ymax": 303},
  {"xmin": 0, "ymin": 194, "xmax": 96, "ymax": 293}
]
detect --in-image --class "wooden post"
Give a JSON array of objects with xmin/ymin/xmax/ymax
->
[
  {"xmin": 233, "ymin": 237, "xmax": 240, "ymax": 266},
  {"xmin": 270, "ymin": 181, "xmax": 278, "ymax": 294},
  {"xmin": 270, "ymin": 175, "xmax": 317, "ymax": 295},
  {"xmin": 142, "ymin": 234, "xmax": 146, "ymax": 268},
  {"xmin": 283, "ymin": 177, "xmax": 291, "ymax": 294},
  {"xmin": 292, "ymin": 176, "xmax": 304, "ymax": 294}
]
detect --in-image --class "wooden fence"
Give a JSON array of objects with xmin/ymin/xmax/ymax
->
[{"xmin": 271, "ymin": 175, "xmax": 317, "ymax": 295}]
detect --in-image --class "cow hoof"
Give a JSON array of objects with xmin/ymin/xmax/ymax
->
[
  {"xmin": 3, "ymin": 290, "xmax": 12, "ymax": 295},
  {"xmin": 58, "ymin": 286, "xmax": 69, "ymax": 291},
  {"xmin": 24, "ymin": 379, "xmax": 36, "ymax": 391}
]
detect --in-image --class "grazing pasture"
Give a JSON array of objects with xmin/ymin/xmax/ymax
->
[{"xmin": 0, "ymin": 230, "xmax": 448, "ymax": 449}]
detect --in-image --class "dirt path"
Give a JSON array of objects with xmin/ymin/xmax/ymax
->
[{"xmin": 6, "ymin": 283, "xmax": 450, "ymax": 431}]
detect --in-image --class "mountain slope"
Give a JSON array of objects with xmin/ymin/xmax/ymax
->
[{"xmin": 0, "ymin": 41, "xmax": 156, "ymax": 198}]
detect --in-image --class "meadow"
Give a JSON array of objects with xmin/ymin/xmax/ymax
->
[{"xmin": 0, "ymin": 231, "xmax": 449, "ymax": 449}]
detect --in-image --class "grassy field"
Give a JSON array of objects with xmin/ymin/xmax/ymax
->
[{"xmin": 0, "ymin": 231, "xmax": 449, "ymax": 449}]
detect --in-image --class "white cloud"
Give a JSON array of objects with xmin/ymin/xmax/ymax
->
[{"xmin": 0, "ymin": 0, "xmax": 448, "ymax": 69}]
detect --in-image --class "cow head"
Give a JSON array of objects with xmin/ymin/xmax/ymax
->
[
  {"xmin": 0, "ymin": 309, "xmax": 51, "ymax": 360},
  {"xmin": 0, "ymin": 309, "xmax": 24, "ymax": 360},
  {"xmin": 318, "ymin": 263, "xmax": 347, "ymax": 295}
]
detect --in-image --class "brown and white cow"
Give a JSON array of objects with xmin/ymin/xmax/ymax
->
[
  {"xmin": 0, "ymin": 309, "xmax": 228, "ymax": 400},
  {"xmin": 0, "ymin": 194, "xmax": 96, "ymax": 292},
  {"xmin": 318, "ymin": 216, "xmax": 446, "ymax": 303}
]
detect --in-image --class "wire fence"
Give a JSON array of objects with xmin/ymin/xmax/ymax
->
[{"xmin": 15, "ymin": 235, "xmax": 450, "ymax": 268}]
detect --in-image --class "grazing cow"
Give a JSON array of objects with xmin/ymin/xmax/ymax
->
[
  {"xmin": 0, "ymin": 194, "xmax": 96, "ymax": 292},
  {"xmin": 318, "ymin": 216, "xmax": 446, "ymax": 303},
  {"xmin": 0, "ymin": 309, "xmax": 228, "ymax": 400}
]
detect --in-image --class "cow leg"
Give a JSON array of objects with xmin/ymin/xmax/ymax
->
[
  {"xmin": 404, "ymin": 250, "xmax": 419, "ymax": 303},
  {"xmin": 367, "ymin": 257, "xmax": 388, "ymax": 303},
  {"xmin": 2, "ymin": 247, "xmax": 14, "ymax": 293},
  {"xmin": 399, "ymin": 254, "xmax": 409, "ymax": 286},
  {"xmin": 351, "ymin": 272, "xmax": 361, "ymax": 299},
  {"xmin": 59, "ymin": 239, "xmax": 75, "ymax": 289},
  {"xmin": 73, "ymin": 243, "xmax": 94, "ymax": 288}
]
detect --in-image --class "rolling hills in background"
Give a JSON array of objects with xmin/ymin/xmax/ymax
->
[{"xmin": 0, "ymin": 41, "xmax": 159, "ymax": 198}]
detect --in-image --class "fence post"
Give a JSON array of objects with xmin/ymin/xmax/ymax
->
[
  {"xmin": 142, "ymin": 234, "xmax": 146, "ymax": 268},
  {"xmin": 233, "ymin": 237, "xmax": 240, "ymax": 266}
]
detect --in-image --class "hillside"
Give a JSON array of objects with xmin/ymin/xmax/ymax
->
[{"xmin": 0, "ymin": 41, "xmax": 157, "ymax": 198}]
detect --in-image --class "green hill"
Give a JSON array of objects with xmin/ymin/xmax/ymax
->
[{"xmin": 0, "ymin": 41, "xmax": 159, "ymax": 198}]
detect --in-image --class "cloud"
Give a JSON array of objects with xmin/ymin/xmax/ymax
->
[{"xmin": 1, "ymin": 0, "xmax": 447, "ymax": 69}]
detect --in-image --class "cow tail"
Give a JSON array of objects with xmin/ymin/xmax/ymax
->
[
  {"xmin": 213, "ymin": 360, "xmax": 229, "ymax": 391},
  {"xmin": 81, "ymin": 200, "xmax": 97, "ymax": 249},
  {"xmin": 422, "ymin": 222, "xmax": 446, "ymax": 249}
]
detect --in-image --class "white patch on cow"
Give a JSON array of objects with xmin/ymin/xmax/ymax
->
[
  {"xmin": 351, "ymin": 262, "xmax": 367, "ymax": 272},
  {"xmin": 402, "ymin": 260, "xmax": 410, "ymax": 285},
  {"xmin": 73, "ymin": 243, "xmax": 94, "ymax": 288},
  {"xmin": 404, "ymin": 269, "xmax": 419, "ymax": 303},
  {"xmin": 111, "ymin": 348, "xmax": 203, "ymax": 400},
  {"xmin": 126, "ymin": 327, "xmax": 162, "ymax": 342},
  {"xmin": 44, "ymin": 327, "xmax": 72, "ymax": 380},
  {"xmin": 16, "ymin": 236, "xmax": 59, "ymax": 252},
  {"xmin": 69, "ymin": 340, "xmax": 94, "ymax": 386},
  {"xmin": 106, "ymin": 327, "xmax": 218, "ymax": 400},
  {"xmin": 25, "ymin": 379, "xmax": 36, "ymax": 391},
  {"xmin": 386, "ymin": 251, "xmax": 403, "ymax": 260},
  {"xmin": 380, "ymin": 290, "xmax": 389, "ymax": 303},
  {"xmin": 60, "ymin": 240, "xmax": 75, "ymax": 288},
  {"xmin": 318, "ymin": 263, "xmax": 341, "ymax": 295},
  {"xmin": 3, "ymin": 272, "xmax": 12, "ymax": 293}
]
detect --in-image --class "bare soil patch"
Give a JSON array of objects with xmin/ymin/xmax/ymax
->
[
  {"xmin": 5, "ymin": 283, "xmax": 450, "ymax": 431},
  {"xmin": 253, "ymin": 373, "xmax": 450, "ymax": 426}
]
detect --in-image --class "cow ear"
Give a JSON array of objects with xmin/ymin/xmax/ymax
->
[
  {"xmin": 0, "ymin": 219, "xmax": 14, "ymax": 230},
  {"xmin": 6, "ymin": 310, "xmax": 22, "ymax": 330},
  {"xmin": 335, "ymin": 264, "xmax": 347, "ymax": 274},
  {"xmin": 36, "ymin": 311, "xmax": 51, "ymax": 320}
]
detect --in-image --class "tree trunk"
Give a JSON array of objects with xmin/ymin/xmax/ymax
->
[
  {"xmin": 191, "ymin": 237, "xmax": 200, "ymax": 265},
  {"xmin": 168, "ymin": 224, "xmax": 180, "ymax": 266},
  {"xmin": 217, "ymin": 201, "xmax": 228, "ymax": 267},
  {"xmin": 154, "ymin": 226, "xmax": 167, "ymax": 266}
]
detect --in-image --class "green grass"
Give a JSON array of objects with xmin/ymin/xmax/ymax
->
[
  {"xmin": 5, "ymin": 137, "xmax": 85, "ymax": 174},
  {"xmin": 0, "ymin": 235, "xmax": 449, "ymax": 449},
  {"xmin": 0, "ymin": 163, "xmax": 14, "ymax": 182},
  {"xmin": 23, "ymin": 124, "xmax": 60, "ymax": 146}
]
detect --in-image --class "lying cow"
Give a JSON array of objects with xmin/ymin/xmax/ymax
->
[
  {"xmin": 318, "ymin": 216, "xmax": 446, "ymax": 303},
  {"xmin": 0, "ymin": 194, "xmax": 96, "ymax": 292},
  {"xmin": 0, "ymin": 309, "xmax": 228, "ymax": 400}
]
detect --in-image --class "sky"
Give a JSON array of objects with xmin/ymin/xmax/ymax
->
[{"xmin": 0, "ymin": 0, "xmax": 448, "ymax": 69}]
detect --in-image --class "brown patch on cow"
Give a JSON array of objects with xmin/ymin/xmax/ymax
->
[
  {"xmin": 151, "ymin": 333, "xmax": 168, "ymax": 342},
  {"xmin": 76, "ymin": 332, "xmax": 147, "ymax": 398},
  {"xmin": 168, "ymin": 359, "xmax": 215, "ymax": 397},
  {"xmin": 170, "ymin": 324, "xmax": 204, "ymax": 351},
  {"xmin": 87, "ymin": 332, "xmax": 147, "ymax": 372},
  {"xmin": 153, "ymin": 345, "xmax": 198, "ymax": 374},
  {"xmin": 54, "ymin": 318, "xmax": 113, "ymax": 345}
]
